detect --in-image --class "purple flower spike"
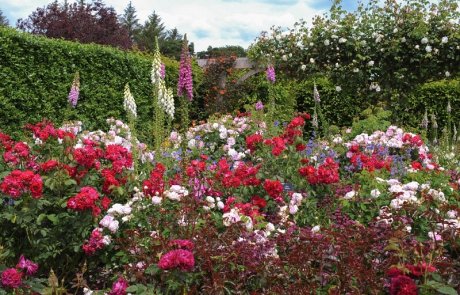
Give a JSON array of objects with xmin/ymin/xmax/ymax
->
[
  {"xmin": 68, "ymin": 72, "xmax": 80, "ymax": 107},
  {"xmin": 255, "ymin": 100, "xmax": 264, "ymax": 110},
  {"xmin": 178, "ymin": 35, "xmax": 193, "ymax": 101}
]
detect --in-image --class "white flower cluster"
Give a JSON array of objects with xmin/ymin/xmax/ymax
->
[
  {"xmin": 437, "ymin": 210, "xmax": 459, "ymax": 233},
  {"xmin": 203, "ymin": 196, "xmax": 224, "ymax": 211},
  {"xmin": 387, "ymin": 180, "xmax": 421, "ymax": 209},
  {"xmin": 123, "ymin": 83, "xmax": 137, "ymax": 118},
  {"xmin": 289, "ymin": 192, "xmax": 303, "ymax": 214},
  {"xmin": 151, "ymin": 50, "xmax": 162, "ymax": 85},
  {"xmin": 369, "ymin": 82, "xmax": 381, "ymax": 92},
  {"xmin": 164, "ymin": 185, "xmax": 189, "ymax": 201},
  {"xmin": 158, "ymin": 81, "xmax": 175, "ymax": 119},
  {"xmin": 223, "ymin": 208, "xmax": 241, "ymax": 226},
  {"xmin": 60, "ymin": 121, "xmax": 83, "ymax": 135}
]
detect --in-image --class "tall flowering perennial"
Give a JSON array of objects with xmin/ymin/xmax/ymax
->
[
  {"xmin": 151, "ymin": 41, "xmax": 162, "ymax": 85},
  {"xmin": 151, "ymin": 37, "xmax": 172, "ymax": 152},
  {"xmin": 158, "ymin": 82, "xmax": 175, "ymax": 119},
  {"xmin": 68, "ymin": 72, "xmax": 80, "ymax": 107},
  {"xmin": 177, "ymin": 35, "xmax": 193, "ymax": 135},
  {"xmin": 177, "ymin": 34, "xmax": 193, "ymax": 101},
  {"xmin": 313, "ymin": 83, "xmax": 320, "ymax": 103},
  {"xmin": 266, "ymin": 65, "xmax": 276, "ymax": 83},
  {"xmin": 266, "ymin": 65, "xmax": 276, "ymax": 129},
  {"xmin": 123, "ymin": 83, "xmax": 137, "ymax": 118}
]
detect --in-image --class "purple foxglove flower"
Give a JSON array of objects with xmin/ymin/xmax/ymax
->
[
  {"xmin": 178, "ymin": 35, "xmax": 193, "ymax": 101},
  {"xmin": 266, "ymin": 66, "xmax": 276, "ymax": 83},
  {"xmin": 68, "ymin": 72, "xmax": 80, "ymax": 107},
  {"xmin": 255, "ymin": 100, "xmax": 264, "ymax": 110}
]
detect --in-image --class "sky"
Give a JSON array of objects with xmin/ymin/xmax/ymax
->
[{"xmin": 0, "ymin": 0, "xmax": 360, "ymax": 52}]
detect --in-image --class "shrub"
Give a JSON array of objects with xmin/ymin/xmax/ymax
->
[{"xmin": 0, "ymin": 27, "xmax": 203, "ymax": 143}]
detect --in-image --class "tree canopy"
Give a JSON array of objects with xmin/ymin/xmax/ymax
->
[{"xmin": 17, "ymin": 0, "xmax": 131, "ymax": 49}]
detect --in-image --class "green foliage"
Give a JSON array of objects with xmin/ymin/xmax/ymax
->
[
  {"xmin": 0, "ymin": 27, "xmax": 203, "ymax": 143},
  {"xmin": 348, "ymin": 107, "xmax": 392, "ymax": 138},
  {"xmin": 0, "ymin": 10, "xmax": 8, "ymax": 27},
  {"xmin": 249, "ymin": 0, "xmax": 459, "ymax": 123},
  {"xmin": 402, "ymin": 79, "xmax": 460, "ymax": 132}
]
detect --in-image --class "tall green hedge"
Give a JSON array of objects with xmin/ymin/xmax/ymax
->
[
  {"xmin": 0, "ymin": 27, "xmax": 203, "ymax": 142},
  {"xmin": 290, "ymin": 76, "xmax": 459, "ymax": 132}
]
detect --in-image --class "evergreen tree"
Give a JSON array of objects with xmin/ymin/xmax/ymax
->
[
  {"xmin": 134, "ymin": 11, "xmax": 166, "ymax": 52},
  {"xmin": 161, "ymin": 28, "xmax": 183, "ymax": 60},
  {"xmin": 0, "ymin": 10, "xmax": 9, "ymax": 27},
  {"xmin": 119, "ymin": 1, "xmax": 139, "ymax": 42}
]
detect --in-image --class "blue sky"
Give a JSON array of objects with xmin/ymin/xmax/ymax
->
[{"xmin": 0, "ymin": 0, "xmax": 360, "ymax": 51}]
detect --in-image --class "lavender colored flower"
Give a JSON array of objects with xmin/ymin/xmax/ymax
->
[
  {"xmin": 109, "ymin": 277, "xmax": 128, "ymax": 295},
  {"xmin": 68, "ymin": 72, "xmax": 80, "ymax": 107},
  {"xmin": 266, "ymin": 65, "xmax": 276, "ymax": 83},
  {"xmin": 255, "ymin": 100, "xmax": 264, "ymax": 110},
  {"xmin": 178, "ymin": 35, "xmax": 193, "ymax": 100}
]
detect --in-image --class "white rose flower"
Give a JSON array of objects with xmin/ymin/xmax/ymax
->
[
  {"xmin": 311, "ymin": 225, "xmax": 321, "ymax": 233},
  {"xmin": 310, "ymin": 58, "xmax": 315, "ymax": 64},
  {"xmin": 401, "ymin": 37, "xmax": 406, "ymax": 43},
  {"xmin": 282, "ymin": 55, "xmax": 288, "ymax": 61},
  {"xmin": 445, "ymin": 71, "xmax": 450, "ymax": 77},
  {"xmin": 152, "ymin": 196, "xmax": 162, "ymax": 205},
  {"xmin": 425, "ymin": 45, "xmax": 432, "ymax": 53},
  {"xmin": 368, "ymin": 60, "xmax": 375, "ymax": 67},
  {"xmin": 266, "ymin": 223, "xmax": 275, "ymax": 232},
  {"xmin": 301, "ymin": 64, "xmax": 307, "ymax": 71},
  {"xmin": 370, "ymin": 189, "xmax": 381, "ymax": 198},
  {"xmin": 343, "ymin": 190, "xmax": 356, "ymax": 199},
  {"xmin": 335, "ymin": 86, "xmax": 342, "ymax": 92},
  {"xmin": 324, "ymin": 39, "xmax": 330, "ymax": 46},
  {"xmin": 421, "ymin": 37, "xmax": 428, "ymax": 44},
  {"xmin": 441, "ymin": 36, "xmax": 448, "ymax": 44}
]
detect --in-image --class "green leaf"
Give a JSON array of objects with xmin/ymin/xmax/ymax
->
[
  {"xmin": 437, "ymin": 286, "xmax": 458, "ymax": 295},
  {"xmin": 126, "ymin": 285, "xmax": 138, "ymax": 293},
  {"xmin": 47, "ymin": 214, "xmax": 58, "ymax": 224}
]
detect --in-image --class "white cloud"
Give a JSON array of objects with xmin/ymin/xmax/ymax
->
[{"xmin": 2, "ymin": 0, "xmax": 325, "ymax": 51}]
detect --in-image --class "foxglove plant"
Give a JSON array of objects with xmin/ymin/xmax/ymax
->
[
  {"xmin": 266, "ymin": 66, "xmax": 276, "ymax": 83},
  {"xmin": 177, "ymin": 35, "xmax": 193, "ymax": 135},
  {"xmin": 123, "ymin": 83, "xmax": 139, "ymax": 173},
  {"xmin": 151, "ymin": 37, "xmax": 172, "ymax": 152},
  {"xmin": 266, "ymin": 65, "xmax": 277, "ymax": 132},
  {"xmin": 68, "ymin": 72, "xmax": 80, "ymax": 107},
  {"xmin": 177, "ymin": 34, "xmax": 193, "ymax": 101},
  {"xmin": 123, "ymin": 83, "xmax": 137, "ymax": 119}
]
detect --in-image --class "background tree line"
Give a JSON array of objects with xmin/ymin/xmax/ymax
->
[{"xmin": 1, "ymin": 0, "xmax": 192, "ymax": 60}]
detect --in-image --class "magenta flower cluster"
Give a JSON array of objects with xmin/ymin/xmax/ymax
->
[
  {"xmin": 158, "ymin": 249, "xmax": 195, "ymax": 271},
  {"xmin": 177, "ymin": 40, "xmax": 193, "ymax": 101},
  {"xmin": 68, "ymin": 73, "xmax": 80, "ymax": 107},
  {"xmin": 266, "ymin": 66, "xmax": 276, "ymax": 83},
  {"xmin": 255, "ymin": 100, "xmax": 264, "ymax": 110},
  {"xmin": 109, "ymin": 277, "xmax": 129, "ymax": 295},
  {"xmin": 1, "ymin": 255, "xmax": 38, "ymax": 289}
]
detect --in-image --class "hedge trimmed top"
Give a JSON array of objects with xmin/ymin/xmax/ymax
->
[{"xmin": 0, "ymin": 27, "xmax": 203, "ymax": 142}]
